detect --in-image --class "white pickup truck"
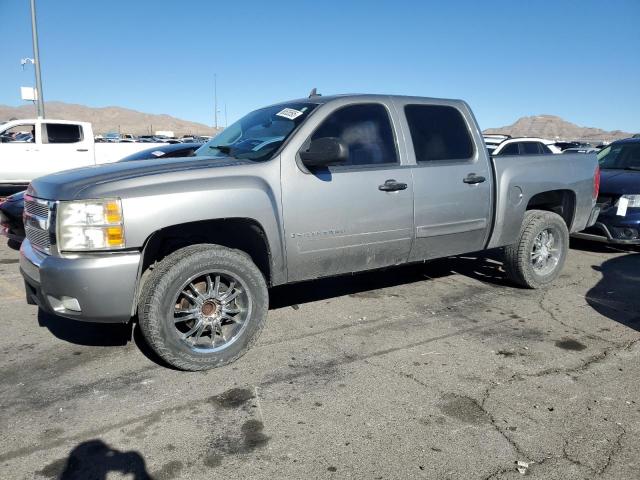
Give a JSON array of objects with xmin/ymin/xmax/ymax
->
[{"xmin": 0, "ymin": 118, "xmax": 165, "ymax": 189}]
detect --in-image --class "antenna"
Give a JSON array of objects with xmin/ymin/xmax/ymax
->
[{"xmin": 309, "ymin": 87, "xmax": 321, "ymax": 98}]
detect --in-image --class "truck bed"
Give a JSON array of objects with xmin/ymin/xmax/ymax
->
[{"xmin": 487, "ymin": 153, "xmax": 597, "ymax": 249}]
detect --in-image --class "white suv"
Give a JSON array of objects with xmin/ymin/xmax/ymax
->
[{"xmin": 489, "ymin": 137, "xmax": 561, "ymax": 156}]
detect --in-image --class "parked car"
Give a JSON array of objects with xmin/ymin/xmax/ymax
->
[
  {"xmin": 573, "ymin": 138, "xmax": 640, "ymax": 244},
  {"xmin": 0, "ymin": 191, "xmax": 25, "ymax": 247},
  {"xmin": 554, "ymin": 141, "xmax": 580, "ymax": 151},
  {"xmin": 491, "ymin": 137, "xmax": 561, "ymax": 155},
  {"xmin": 483, "ymin": 134, "xmax": 510, "ymax": 155},
  {"xmin": 20, "ymin": 94, "xmax": 599, "ymax": 370},
  {"xmin": 118, "ymin": 142, "xmax": 200, "ymax": 161},
  {"xmin": 0, "ymin": 143, "xmax": 201, "ymax": 245},
  {"xmin": 0, "ymin": 119, "xmax": 165, "ymax": 190},
  {"xmin": 562, "ymin": 147, "xmax": 599, "ymax": 154},
  {"xmin": 104, "ymin": 132, "xmax": 121, "ymax": 142}
]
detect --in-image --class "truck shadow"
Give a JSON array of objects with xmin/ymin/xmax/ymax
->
[
  {"xmin": 269, "ymin": 250, "xmax": 512, "ymax": 309},
  {"xmin": 38, "ymin": 311, "xmax": 133, "ymax": 346},
  {"xmin": 585, "ymin": 253, "xmax": 640, "ymax": 332}
]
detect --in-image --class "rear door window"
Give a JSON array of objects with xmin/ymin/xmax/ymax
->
[
  {"xmin": 43, "ymin": 123, "xmax": 83, "ymax": 144},
  {"xmin": 404, "ymin": 105, "xmax": 474, "ymax": 162},
  {"xmin": 521, "ymin": 142, "xmax": 541, "ymax": 155}
]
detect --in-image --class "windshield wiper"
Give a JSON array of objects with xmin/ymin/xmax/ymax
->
[
  {"xmin": 209, "ymin": 144, "xmax": 232, "ymax": 154},
  {"xmin": 624, "ymin": 166, "xmax": 640, "ymax": 171}
]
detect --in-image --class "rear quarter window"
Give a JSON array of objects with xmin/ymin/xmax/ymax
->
[
  {"xmin": 404, "ymin": 105, "xmax": 474, "ymax": 162},
  {"xmin": 43, "ymin": 123, "xmax": 83, "ymax": 144}
]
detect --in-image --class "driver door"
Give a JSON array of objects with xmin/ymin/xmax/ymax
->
[{"xmin": 281, "ymin": 102, "xmax": 414, "ymax": 282}]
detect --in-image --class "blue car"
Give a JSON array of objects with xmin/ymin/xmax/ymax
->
[{"xmin": 574, "ymin": 138, "xmax": 640, "ymax": 244}]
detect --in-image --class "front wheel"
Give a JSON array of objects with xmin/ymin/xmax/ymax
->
[
  {"xmin": 503, "ymin": 210, "xmax": 569, "ymax": 289},
  {"xmin": 138, "ymin": 244, "xmax": 268, "ymax": 371}
]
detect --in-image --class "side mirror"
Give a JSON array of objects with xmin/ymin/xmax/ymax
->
[{"xmin": 300, "ymin": 137, "xmax": 348, "ymax": 167}]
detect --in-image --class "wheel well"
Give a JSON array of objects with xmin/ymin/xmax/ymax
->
[
  {"xmin": 140, "ymin": 218, "xmax": 272, "ymax": 285},
  {"xmin": 526, "ymin": 190, "xmax": 576, "ymax": 229}
]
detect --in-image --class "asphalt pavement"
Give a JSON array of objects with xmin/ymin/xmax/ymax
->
[{"xmin": 0, "ymin": 240, "xmax": 638, "ymax": 479}]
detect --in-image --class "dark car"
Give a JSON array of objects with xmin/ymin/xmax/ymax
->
[
  {"xmin": 0, "ymin": 143, "xmax": 200, "ymax": 245},
  {"xmin": 554, "ymin": 141, "xmax": 581, "ymax": 151},
  {"xmin": 118, "ymin": 142, "xmax": 200, "ymax": 161},
  {"xmin": 573, "ymin": 138, "xmax": 640, "ymax": 244},
  {"xmin": 0, "ymin": 191, "xmax": 25, "ymax": 248}
]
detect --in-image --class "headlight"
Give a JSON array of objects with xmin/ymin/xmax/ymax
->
[
  {"xmin": 616, "ymin": 195, "xmax": 640, "ymax": 208},
  {"xmin": 57, "ymin": 198, "xmax": 125, "ymax": 251}
]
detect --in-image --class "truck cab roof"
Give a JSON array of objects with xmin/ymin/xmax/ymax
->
[{"xmin": 266, "ymin": 93, "xmax": 468, "ymax": 108}]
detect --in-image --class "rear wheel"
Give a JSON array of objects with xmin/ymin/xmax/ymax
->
[
  {"xmin": 503, "ymin": 210, "xmax": 569, "ymax": 289},
  {"xmin": 139, "ymin": 244, "xmax": 268, "ymax": 370}
]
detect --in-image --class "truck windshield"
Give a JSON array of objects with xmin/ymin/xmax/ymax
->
[
  {"xmin": 196, "ymin": 103, "xmax": 318, "ymax": 161},
  {"xmin": 598, "ymin": 143, "xmax": 640, "ymax": 170}
]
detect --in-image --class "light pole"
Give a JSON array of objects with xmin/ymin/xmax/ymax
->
[
  {"xmin": 214, "ymin": 73, "xmax": 218, "ymax": 129},
  {"xmin": 30, "ymin": 0, "xmax": 45, "ymax": 118}
]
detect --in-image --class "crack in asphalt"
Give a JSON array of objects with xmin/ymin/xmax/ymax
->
[
  {"xmin": 477, "ymin": 337, "xmax": 640, "ymax": 479},
  {"xmin": 597, "ymin": 423, "xmax": 626, "ymax": 476}
]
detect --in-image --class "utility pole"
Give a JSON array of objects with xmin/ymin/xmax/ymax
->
[
  {"xmin": 30, "ymin": 0, "xmax": 45, "ymax": 118},
  {"xmin": 224, "ymin": 103, "xmax": 228, "ymax": 128},
  {"xmin": 214, "ymin": 73, "xmax": 218, "ymax": 129}
]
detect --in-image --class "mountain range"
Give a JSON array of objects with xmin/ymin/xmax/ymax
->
[
  {"xmin": 1, "ymin": 103, "xmax": 635, "ymax": 141},
  {"xmin": 0, "ymin": 102, "xmax": 220, "ymax": 136},
  {"xmin": 483, "ymin": 115, "xmax": 634, "ymax": 142}
]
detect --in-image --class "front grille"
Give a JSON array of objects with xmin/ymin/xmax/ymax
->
[
  {"xmin": 25, "ymin": 224, "xmax": 51, "ymax": 251},
  {"xmin": 24, "ymin": 200, "xmax": 49, "ymax": 218},
  {"xmin": 24, "ymin": 197, "xmax": 52, "ymax": 253}
]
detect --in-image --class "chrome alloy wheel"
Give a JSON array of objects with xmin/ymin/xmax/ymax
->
[
  {"xmin": 531, "ymin": 228, "xmax": 562, "ymax": 276},
  {"xmin": 172, "ymin": 271, "xmax": 251, "ymax": 353}
]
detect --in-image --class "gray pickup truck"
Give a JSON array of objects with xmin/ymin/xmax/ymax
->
[{"xmin": 20, "ymin": 94, "xmax": 600, "ymax": 370}]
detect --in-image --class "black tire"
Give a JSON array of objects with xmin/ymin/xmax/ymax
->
[
  {"xmin": 7, "ymin": 239, "xmax": 21, "ymax": 251},
  {"xmin": 503, "ymin": 210, "xmax": 569, "ymax": 289},
  {"xmin": 138, "ymin": 244, "xmax": 268, "ymax": 371}
]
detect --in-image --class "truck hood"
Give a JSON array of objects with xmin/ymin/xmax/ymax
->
[
  {"xmin": 600, "ymin": 169, "xmax": 640, "ymax": 195},
  {"xmin": 27, "ymin": 155, "xmax": 251, "ymax": 200}
]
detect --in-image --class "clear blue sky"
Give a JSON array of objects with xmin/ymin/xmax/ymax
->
[{"xmin": 1, "ymin": 0, "xmax": 638, "ymax": 132}]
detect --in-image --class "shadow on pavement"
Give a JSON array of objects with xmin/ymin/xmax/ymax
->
[
  {"xmin": 37, "ymin": 310, "xmax": 132, "ymax": 347},
  {"xmin": 38, "ymin": 439, "xmax": 152, "ymax": 480},
  {"xmin": 269, "ymin": 250, "xmax": 512, "ymax": 309},
  {"xmin": 570, "ymin": 237, "xmax": 639, "ymax": 255},
  {"xmin": 586, "ymin": 252, "xmax": 640, "ymax": 331},
  {"xmin": 37, "ymin": 310, "xmax": 177, "ymax": 369}
]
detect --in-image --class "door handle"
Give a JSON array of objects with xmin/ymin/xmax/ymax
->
[
  {"xmin": 378, "ymin": 179, "xmax": 408, "ymax": 192},
  {"xmin": 463, "ymin": 173, "xmax": 486, "ymax": 184},
  {"xmin": 76, "ymin": 148, "xmax": 89, "ymax": 152}
]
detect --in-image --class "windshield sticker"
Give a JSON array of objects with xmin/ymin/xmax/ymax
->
[
  {"xmin": 151, "ymin": 150, "xmax": 166, "ymax": 157},
  {"xmin": 276, "ymin": 108, "xmax": 304, "ymax": 120},
  {"xmin": 616, "ymin": 197, "xmax": 628, "ymax": 217}
]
